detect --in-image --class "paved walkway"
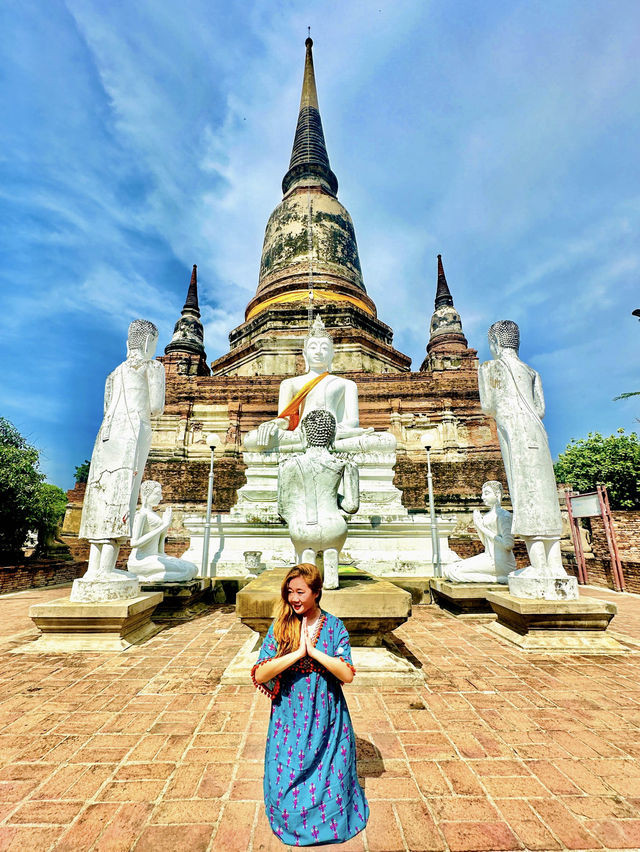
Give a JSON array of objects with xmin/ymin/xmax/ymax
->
[{"xmin": 0, "ymin": 584, "xmax": 639, "ymax": 851}]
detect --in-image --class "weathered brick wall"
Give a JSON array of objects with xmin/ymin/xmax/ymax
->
[
  {"xmin": 564, "ymin": 510, "xmax": 640, "ymax": 592},
  {"xmin": 0, "ymin": 559, "xmax": 86, "ymax": 595},
  {"xmin": 590, "ymin": 511, "xmax": 640, "ymax": 559},
  {"xmin": 565, "ymin": 553, "xmax": 640, "ymax": 595},
  {"xmin": 145, "ymin": 456, "xmax": 246, "ymax": 510},
  {"xmin": 395, "ymin": 457, "xmax": 507, "ymax": 510}
]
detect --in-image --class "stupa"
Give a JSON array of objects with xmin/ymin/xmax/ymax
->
[{"xmin": 63, "ymin": 37, "xmax": 505, "ymax": 574}]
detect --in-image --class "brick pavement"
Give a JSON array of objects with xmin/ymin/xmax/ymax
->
[{"xmin": 0, "ymin": 585, "xmax": 639, "ymax": 851}]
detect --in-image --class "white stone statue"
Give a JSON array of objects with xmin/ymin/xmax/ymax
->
[
  {"xmin": 73, "ymin": 319, "xmax": 165, "ymax": 601},
  {"xmin": 127, "ymin": 481, "xmax": 198, "ymax": 582},
  {"xmin": 277, "ymin": 410, "xmax": 359, "ymax": 589},
  {"xmin": 244, "ymin": 316, "xmax": 395, "ymax": 453},
  {"xmin": 478, "ymin": 320, "xmax": 568, "ymax": 587},
  {"xmin": 445, "ymin": 481, "xmax": 515, "ymax": 583}
]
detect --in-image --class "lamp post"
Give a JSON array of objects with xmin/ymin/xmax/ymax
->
[
  {"xmin": 421, "ymin": 433, "xmax": 441, "ymax": 577},
  {"xmin": 201, "ymin": 433, "xmax": 220, "ymax": 576}
]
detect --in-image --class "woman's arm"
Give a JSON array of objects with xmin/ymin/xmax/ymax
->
[
  {"xmin": 306, "ymin": 619, "xmax": 355, "ymax": 683},
  {"xmin": 307, "ymin": 645, "xmax": 355, "ymax": 683},
  {"xmin": 254, "ymin": 626, "xmax": 306, "ymax": 684}
]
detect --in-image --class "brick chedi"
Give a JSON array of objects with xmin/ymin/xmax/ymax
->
[
  {"xmin": 60, "ymin": 38, "xmax": 506, "ymax": 557},
  {"xmin": 164, "ymin": 264, "xmax": 210, "ymax": 377},
  {"xmin": 210, "ymin": 37, "xmax": 411, "ymax": 377}
]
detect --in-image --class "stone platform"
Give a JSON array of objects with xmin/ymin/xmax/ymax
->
[
  {"xmin": 21, "ymin": 592, "xmax": 163, "ymax": 652},
  {"xmin": 228, "ymin": 568, "xmax": 421, "ymax": 685},
  {"xmin": 235, "ymin": 568, "xmax": 412, "ymax": 643},
  {"xmin": 3, "ymin": 583, "xmax": 640, "ymax": 851},
  {"xmin": 138, "ymin": 578, "xmax": 211, "ymax": 622},
  {"xmin": 485, "ymin": 590, "xmax": 623, "ymax": 652},
  {"xmin": 429, "ymin": 578, "xmax": 506, "ymax": 618}
]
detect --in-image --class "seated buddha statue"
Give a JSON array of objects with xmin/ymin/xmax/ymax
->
[{"xmin": 244, "ymin": 316, "xmax": 396, "ymax": 454}]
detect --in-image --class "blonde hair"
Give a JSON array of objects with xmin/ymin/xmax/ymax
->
[{"xmin": 273, "ymin": 563, "xmax": 323, "ymax": 657}]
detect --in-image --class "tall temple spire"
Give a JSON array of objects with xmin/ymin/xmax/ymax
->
[
  {"xmin": 282, "ymin": 37, "xmax": 338, "ymax": 196},
  {"xmin": 421, "ymin": 254, "xmax": 468, "ymax": 370},
  {"xmin": 183, "ymin": 264, "xmax": 201, "ymax": 314},
  {"xmin": 164, "ymin": 264, "xmax": 209, "ymax": 375},
  {"xmin": 434, "ymin": 254, "xmax": 454, "ymax": 309},
  {"xmin": 211, "ymin": 36, "xmax": 411, "ymax": 376}
]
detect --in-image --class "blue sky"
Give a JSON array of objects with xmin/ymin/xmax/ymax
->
[{"xmin": 2, "ymin": 0, "xmax": 639, "ymax": 489}]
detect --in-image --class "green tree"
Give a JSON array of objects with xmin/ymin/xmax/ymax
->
[
  {"xmin": 554, "ymin": 429, "xmax": 640, "ymax": 510},
  {"xmin": 34, "ymin": 483, "xmax": 68, "ymax": 553},
  {"xmin": 0, "ymin": 418, "xmax": 68, "ymax": 561},
  {"xmin": 74, "ymin": 459, "xmax": 91, "ymax": 484},
  {"xmin": 0, "ymin": 418, "xmax": 43, "ymax": 557}
]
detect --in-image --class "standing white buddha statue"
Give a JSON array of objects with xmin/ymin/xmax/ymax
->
[
  {"xmin": 72, "ymin": 319, "xmax": 165, "ymax": 601},
  {"xmin": 478, "ymin": 320, "xmax": 575, "ymax": 598}
]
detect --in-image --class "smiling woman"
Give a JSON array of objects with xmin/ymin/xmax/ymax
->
[{"xmin": 251, "ymin": 563, "xmax": 368, "ymax": 846}]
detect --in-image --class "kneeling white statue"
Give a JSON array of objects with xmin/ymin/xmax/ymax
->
[
  {"xmin": 127, "ymin": 481, "xmax": 198, "ymax": 582},
  {"xmin": 277, "ymin": 410, "xmax": 359, "ymax": 589},
  {"xmin": 445, "ymin": 481, "xmax": 515, "ymax": 584}
]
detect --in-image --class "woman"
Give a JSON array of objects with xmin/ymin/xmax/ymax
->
[{"xmin": 252, "ymin": 564, "xmax": 369, "ymax": 846}]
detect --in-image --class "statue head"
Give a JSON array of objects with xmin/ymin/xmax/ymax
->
[
  {"xmin": 481, "ymin": 480, "xmax": 503, "ymax": 508},
  {"xmin": 303, "ymin": 315, "xmax": 334, "ymax": 372},
  {"xmin": 140, "ymin": 479, "xmax": 162, "ymax": 508},
  {"xmin": 301, "ymin": 409, "xmax": 337, "ymax": 448},
  {"xmin": 127, "ymin": 319, "xmax": 159, "ymax": 360},
  {"xmin": 488, "ymin": 320, "xmax": 519, "ymax": 357}
]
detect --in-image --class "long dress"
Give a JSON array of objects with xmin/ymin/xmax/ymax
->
[{"xmin": 252, "ymin": 611, "xmax": 369, "ymax": 846}]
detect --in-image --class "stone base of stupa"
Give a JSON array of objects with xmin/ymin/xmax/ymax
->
[
  {"xmin": 223, "ymin": 568, "xmax": 421, "ymax": 686},
  {"xmin": 429, "ymin": 578, "xmax": 506, "ymax": 619},
  {"xmin": 181, "ymin": 450, "xmax": 459, "ymax": 578},
  {"xmin": 20, "ymin": 593, "xmax": 163, "ymax": 653},
  {"xmin": 484, "ymin": 591, "xmax": 624, "ymax": 653},
  {"xmin": 138, "ymin": 577, "xmax": 211, "ymax": 621}
]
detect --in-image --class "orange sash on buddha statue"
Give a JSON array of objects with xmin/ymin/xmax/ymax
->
[{"xmin": 277, "ymin": 372, "xmax": 329, "ymax": 431}]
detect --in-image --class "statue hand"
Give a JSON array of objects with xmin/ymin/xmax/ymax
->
[
  {"xmin": 472, "ymin": 509, "xmax": 482, "ymax": 526},
  {"xmin": 257, "ymin": 419, "xmax": 284, "ymax": 447},
  {"xmin": 163, "ymin": 507, "xmax": 172, "ymax": 525}
]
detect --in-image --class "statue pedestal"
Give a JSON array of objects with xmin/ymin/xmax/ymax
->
[
  {"xmin": 21, "ymin": 593, "xmax": 163, "ymax": 653},
  {"xmin": 138, "ymin": 577, "xmax": 211, "ymax": 621},
  {"xmin": 429, "ymin": 579, "xmax": 506, "ymax": 619},
  {"xmin": 485, "ymin": 591, "xmax": 623, "ymax": 653},
  {"xmin": 508, "ymin": 574, "xmax": 579, "ymax": 601},
  {"xmin": 70, "ymin": 575, "xmax": 140, "ymax": 602},
  {"xmin": 223, "ymin": 568, "xmax": 421, "ymax": 686}
]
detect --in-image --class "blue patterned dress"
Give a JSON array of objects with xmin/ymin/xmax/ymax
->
[{"xmin": 252, "ymin": 611, "xmax": 369, "ymax": 846}]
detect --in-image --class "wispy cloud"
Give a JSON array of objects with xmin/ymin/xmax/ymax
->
[{"xmin": 2, "ymin": 0, "xmax": 640, "ymax": 484}]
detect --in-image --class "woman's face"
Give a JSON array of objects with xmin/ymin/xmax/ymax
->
[{"xmin": 287, "ymin": 577, "xmax": 319, "ymax": 618}]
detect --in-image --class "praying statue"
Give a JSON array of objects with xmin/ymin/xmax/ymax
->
[
  {"xmin": 478, "ymin": 320, "xmax": 565, "ymax": 578},
  {"xmin": 127, "ymin": 481, "xmax": 198, "ymax": 582},
  {"xmin": 445, "ymin": 481, "xmax": 515, "ymax": 584},
  {"xmin": 244, "ymin": 316, "xmax": 395, "ymax": 453},
  {"xmin": 277, "ymin": 410, "xmax": 359, "ymax": 589},
  {"xmin": 76, "ymin": 319, "xmax": 165, "ymax": 587}
]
